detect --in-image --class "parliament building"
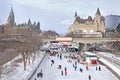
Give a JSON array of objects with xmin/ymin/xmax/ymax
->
[{"xmin": 0, "ymin": 7, "xmax": 41, "ymax": 35}]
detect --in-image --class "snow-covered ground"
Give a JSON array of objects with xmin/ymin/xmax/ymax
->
[
  {"xmin": 98, "ymin": 52, "xmax": 120, "ymax": 61},
  {"xmin": 0, "ymin": 50, "xmax": 120, "ymax": 80},
  {"xmin": 0, "ymin": 51, "xmax": 45, "ymax": 80},
  {"xmin": 30, "ymin": 53, "xmax": 119, "ymax": 80},
  {"xmin": 98, "ymin": 52, "xmax": 120, "ymax": 78}
]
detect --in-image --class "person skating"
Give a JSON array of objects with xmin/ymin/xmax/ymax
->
[
  {"xmin": 86, "ymin": 65, "xmax": 88, "ymax": 70},
  {"xmin": 60, "ymin": 54, "xmax": 62, "ymax": 60},
  {"xmin": 58, "ymin": 65, "xmax": 62, "ymax": 69},
  {"xmin": 73, "ymin": 63, "xmax": 74, "ymax": 67},
  {"xmin": 51, "ymin": 59, "xmax": 55, "ymax": 66},
  {"xmin": 99, "ymin": 66, "xmax": 101, "ymax": 71},
  {"xmin": 74, "ymin": 65, "xmax": 77, "ymax": 71},
  {"xmin": 64, "ymin": 67, "xmax": 67, "ymax": 75},
  {"xmin": 79, "ymin": 68, "xmax": 83, "ymax": 73},
  {"xmin": 61, "ymin": 70, "xmax": 63, "ymax": 76},
  {"xmin": 96, "ymin": 66, "xmax": 97, "ymax": 71},
  {"xmin": 88, "ymin": 75, "xmax": 91, "ymax": 80},
  {"xmin": 75, "ymin": 61, "xmax": 77, "ymax": 65},
  {"xmin": 65, "ymin": 67, "xmax": 67, "ymax": 71},
  {"xmin": 65, "ymin": 70, "xmax": 67, "ymax": 75}
]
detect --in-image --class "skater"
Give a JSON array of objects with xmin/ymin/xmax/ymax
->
[
  {"xmin": 37, "ymin": 72, "xmax": 43, "ymax": 78},
  {"xmin": 65, "ymin": 67, "xmax": 67, "ymax": 71},
  {"xmin": 57, "ymin": 54, "xmax": 59, "ymax": 57},
  {"xmin": 58, "ymin": 65, "xmax": 62, "ymax": 69},
  {"xmin": 64, "ymin": 70, "xmax": 67, "ymax": 75},
  {"xmin": 61, "ymin": 70, "xmax": 63, "ymax": 76},
  {"xmin": 96, "ymin": 66, "xmax": 97, "ymax": 71},
  {"xmin": 73, "ymin": 63, "xmax": 74, "ymax": 67},
  {"xmin": 75, "ymin": 61, "xmax": 77, "ymax": 65},
  {"xmin": 64, "ymin": 67, "xmax": 67, "ymax": 75},
  {"xmin": 60, "ymin": 54, "xmax": 62, "ymax": 60},
  {"xmin": 88, "ymin": 75, "xmax": 91, "ymax": 80},
  {"xmin": 39, "ymin": 72, "xmax": 43, "ymax": 77},
  {"xmin": 37, "ymin": 73, "xmax": 39, "ymax": 78},
  {"xmin": 74, "ymin": 65, "xmax": 77, "ymax": 71},
  {"xmin": 99, "ymin": 66, "xmax": 101, "ymax": 71},
  {"xmin": 86, "ymin": 65, "xmax": 88, "ymax": 70},
  {"xmin": 51, "ymin": 60, "xmax": 55, "ymax": 64},
  {"xmin": 80, "ymin": 68, "xmax": 83, "ymax": 73}
]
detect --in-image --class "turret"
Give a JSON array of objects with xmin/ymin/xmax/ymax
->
[
  {"xmin": 37, "ymin": 22, "xmax": 40, "ymax": 30},
  {"xmin": 28, "ymin": 19, "xmax": 31, "ymax": 25},
  {"xmin": 74, "ymin": 12, "xmax": 77, "ymax": 17},
  {"xmin": 73, "ymin": 12, "xmax": 80, "ymax": 24}
]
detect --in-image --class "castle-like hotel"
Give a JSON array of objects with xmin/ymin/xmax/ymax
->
[
  {"xmin": 68, "ymin": 8, "xmax": 105, "ymax": 37},
  {"xmin": 0, "ymin": 7, "xmax": 41, "ymax": 35}
]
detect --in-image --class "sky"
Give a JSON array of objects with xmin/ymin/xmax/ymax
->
[{"xmin": 0, "ymin": 0, "xmax": 120, "ymax": 35}]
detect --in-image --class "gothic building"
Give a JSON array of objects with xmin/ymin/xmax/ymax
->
[
  {"xmin": 68, "ymin": 8, "xmax": 105, "ymax": 37},
  {"xmin": 1, "ymin": 7, "xmax": 41, "ymax": 35}
]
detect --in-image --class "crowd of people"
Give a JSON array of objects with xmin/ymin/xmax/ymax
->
[{"xmin": 34, "ymin": 52, "xmax": 102, "ymax": 80}]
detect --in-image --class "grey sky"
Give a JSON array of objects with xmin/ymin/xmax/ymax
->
[{"xmin": 0, "ymin": 0, "xmax": 120, "ymax": 35}]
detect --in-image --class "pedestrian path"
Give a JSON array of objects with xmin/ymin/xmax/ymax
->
[{"xmin": 31, "ymin": 53, "xmax": 118, "ymax": 80}]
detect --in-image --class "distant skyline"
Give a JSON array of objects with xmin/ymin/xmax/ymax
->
[{"xmin": 0, "ymin": 0, "xmax": 120, "ymax": 35}]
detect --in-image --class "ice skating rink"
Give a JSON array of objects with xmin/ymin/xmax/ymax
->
[{"xmin": 31, "ymin": 53, "xmax": 119, "ymax": 80}]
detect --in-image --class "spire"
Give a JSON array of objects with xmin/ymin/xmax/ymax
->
[
  {"xmin": 96, "ymin": 8, "xmax": 101, "ymax": 16},
  {"xmin": 7, "ymin": 7, "xmax": 15, "ymax": 27},
  {"xmin": 74, "ymin": 12, "xmax": 77, "ymax": 17},
  {"xmin": 37, "ymin": 22, "xmax": 40, "ymax": 30},
  {"xmin": 28, "ymin": 19, "xmax": 31, "ymax": 25}
]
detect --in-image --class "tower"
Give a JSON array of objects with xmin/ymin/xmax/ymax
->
[
  {"xmin": 37, "ymin": 22, "xmax": 40, "ymax": 30},
  {"xmin": 73, "ymin": 12, "xmax": 80, "ymax": 24},
  {"xmin": 95, "ymin": 8, "xmax": 101, "ymax": 16},
  {"xmin": 94, "ymin": 8, "xmax": 105, "ymax": 33},
  {"xmin": 28, "ymin": 19, "xmax": 31, "ymax": 25},
  {"xmin": 7, "ymin": 7, "xmax": 15, "ymax": 27}
]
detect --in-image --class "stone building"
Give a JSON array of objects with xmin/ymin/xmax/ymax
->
[
  {"xmin": 68, "ymin": 8, "xmax": 105, "ymax": 38},
  {"xmin": 0, "ymin": 7, "xmax": 41, "ymax": 35}
]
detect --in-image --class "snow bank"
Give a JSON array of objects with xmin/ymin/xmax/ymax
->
[
  {"xmin": 99, "ymin": 58, "xmax": 120, "ymax": 76},
  {"xmin": 22, "ymin": 51, "xmax": 46, "ymax": 80},
  {"xmin": 0, "ymin": 51, "xmax": 46, "ymax": 80}
]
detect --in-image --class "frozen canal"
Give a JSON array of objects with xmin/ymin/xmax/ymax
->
[{"xmin": 30, "ymin": 53, "xmax": 118, "ymax": 80}]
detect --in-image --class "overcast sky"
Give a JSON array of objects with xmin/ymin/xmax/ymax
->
[{"xmin": 0, "ymin": 0, "xmax": 120, "ymax": 35}]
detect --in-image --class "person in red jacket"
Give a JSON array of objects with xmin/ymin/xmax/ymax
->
[{"xmin": 86, "ymin": 65, "xmax": 88, "ymax": 70}]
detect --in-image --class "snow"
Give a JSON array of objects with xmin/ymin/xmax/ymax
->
[
  {"xmin": 0, "ymin": 51, "xmax": 45, "ymax": 80},
  {"xmin": 99, "ymin": 58, "xmax": 120, "ymax": 76},
  {"xmin": 98, "ymin": 52, "xmax": 120, "ymax": 77},
  {"xmin": 99, "ymin": 52, "xmax": 120, "ymax": 61},
  {"xmin": 30, "ymin": 52, "xmax": 119, "ymax": 80},
  {"xmin": 0, "ymin": 50, "xmax": 120, "ymax": 80}
]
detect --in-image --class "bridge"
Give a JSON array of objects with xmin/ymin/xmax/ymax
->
[
  {"xmin": 42, "ymin": 37, "xmax": 120, "ymax": 51},
  {"xmin": 42, "ymin": 38, "xmax": 120, "ymax": 43}
]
